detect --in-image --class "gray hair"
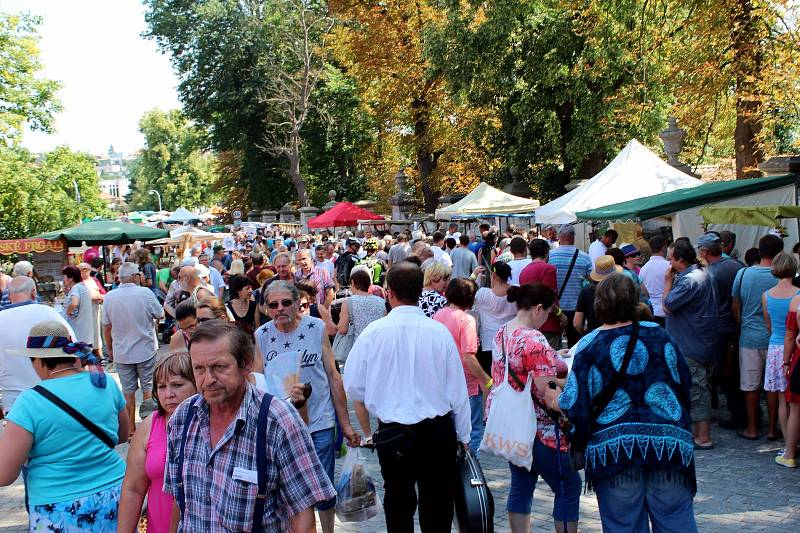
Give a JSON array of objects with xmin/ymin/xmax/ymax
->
[
  {"xmin": 8, "ymin": 276, "xmax": 35, "ymax": 296},
  {"xmin": 12, "ymin": 261, "xmax": 33, "ymax": 277},
  {"xmin": 295, "ymin": 249, "xmax": 312, "ymax": 261},
  {"xmin": 263, "ymin": 280, "xmax": 299, "ymax": 302},
  {"xmin": 118, "ymin": 262, "xmax": 140, "ymax": 281}
]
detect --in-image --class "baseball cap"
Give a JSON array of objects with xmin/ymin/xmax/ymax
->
[
  {"xmin": 346, "ymin": 238, "xmax": 361, "ymax": 248},
  {"xmin": 558, "ymin": 224, "xmax": 575, "ymax": 236},
  {"xmin": 697, "ymin": 232, "xmax": 721, "ymax": 249}
]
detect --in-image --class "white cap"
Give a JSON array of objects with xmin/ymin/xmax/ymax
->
[{"xmin": 195, "ymin": 264, "xmax": 210, "ymax": 279}]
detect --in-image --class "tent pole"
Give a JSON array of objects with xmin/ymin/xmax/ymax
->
[{"xmin": 102, "ymin": 245, "xmax": 108, "ymax": 288}]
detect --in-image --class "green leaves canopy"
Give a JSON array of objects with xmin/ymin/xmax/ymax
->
[
  {"xmin": 0, "ymin": 13, "xmax": 61, "ymax": 146},
  {"xmin": 128, "ymin": 109, "xmax": 217, "ymax": 211}
]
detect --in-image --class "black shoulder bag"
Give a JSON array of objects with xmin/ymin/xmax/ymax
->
[
  {"xmin": 33, "ymin": 385, "xmax": 116, "ymax": 448},
  {"xmin": 558, "ymin": 249, "xmax": 580, "ymax": 300}
]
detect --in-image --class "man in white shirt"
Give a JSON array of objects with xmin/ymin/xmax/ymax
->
[
  {"xmin": 445, "ymin": 222, "xmax": 462, "ymax": 242},
  {"xmin": 430, "ymin": 231, "xmax": 453, "ymax": 268},
  {"xmin": 638, "ymin": 235, "xmax": 669, "ymax": 326},
  {"xmin": 344, "ymin": 263, "xmax": 470, "ymax": 532},
  {"xmin": 0, "ymin": 277, "xmax": 74, "ymax": 415},
  {"xmin": 314, "ymin": 244, "xmax": 335, "ymax": 279},
  {"xmin": 507, "ymin": 236, "xmax": 532, "ymax": 285},
  {"xmin": 103, "ymin": 262, "xmax": 164, "ymax": 434},
  {"xmin": 588, "ymin": 229, "xmax": 618, "ymax": 268}
]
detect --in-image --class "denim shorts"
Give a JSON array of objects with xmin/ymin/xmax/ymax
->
[
  {"xmin": 311, "ymin": 427, "xmax": 337, "ymax": 511},
  {"xmin": 506, "ymin": 438, "xmax": 581, "ymax": 521}
]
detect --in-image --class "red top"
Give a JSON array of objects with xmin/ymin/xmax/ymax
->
[{"xmin": 519, "ymin": 261, "xmax": 560, "ymax": 334}]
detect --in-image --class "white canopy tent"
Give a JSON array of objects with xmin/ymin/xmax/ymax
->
[
  {"xmin": 434, "ymin": 182, "xmax": 539, "ymax": 219},
  {"xmin": 534, "ymin": 139, "xmax": 702, "ymax": 225}
]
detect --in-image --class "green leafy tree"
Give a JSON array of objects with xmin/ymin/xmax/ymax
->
[
  {"xmin": 144, "ymin": 0, "xmax": 379, "ymax": 209},
  {"xmin": 0, "ymin": 146, "xmax": 107, "ymax": 239},
  {"xmin": 427, "ymin": 0, "xmax": 672, "ymax": 198},
  {"xmin": 0, "ymin": 13, "xmax": 61, "ymax": 145},
  {"xmin": 128, "ymin": 109, "xmax": 218, "ymax": 211}
]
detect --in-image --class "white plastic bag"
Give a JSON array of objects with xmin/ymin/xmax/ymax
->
[
  {"xmin": 335, "ymin": 447, "xmax": 382, "ymax": 522},
  {"xmin": 479, "ymin": 335, "xmax": 537, "ymax": 469}
]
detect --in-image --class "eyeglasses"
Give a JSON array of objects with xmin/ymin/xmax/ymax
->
[
  {"xmin": 299, "ymin": 302, "xmax": 310, "ymax": 310},
  {"xmin": 267, "ymin": 299, "xmax": 294, "ymax": 310}
]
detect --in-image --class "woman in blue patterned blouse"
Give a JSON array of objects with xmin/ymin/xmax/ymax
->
[{"xmin": 545, "ymin": 273, "xmax": 698, "ymax": 532}]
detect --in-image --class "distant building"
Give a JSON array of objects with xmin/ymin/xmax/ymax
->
[{"xmin": 96, "ymin": 145, "xmax": 136, "ymax": 210}]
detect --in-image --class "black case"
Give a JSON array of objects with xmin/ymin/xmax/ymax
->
[{"xmin": 453, "ymin": 447, "xmax": 494, "ymax": 533}]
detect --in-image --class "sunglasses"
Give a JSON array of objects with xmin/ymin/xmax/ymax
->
[
  {"xmin": 299, "ymin": 302, "xmax": 310, "ymax": 310},
  {"xmin": 267, "ymin": 299, "xmax": 295, "ymax": 310}
]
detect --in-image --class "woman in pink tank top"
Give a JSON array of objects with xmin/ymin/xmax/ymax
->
[{"xmin": 118, "ymin": 353, "xmax": 197, "ymax": 532}]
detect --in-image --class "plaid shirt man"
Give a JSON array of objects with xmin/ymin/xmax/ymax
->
[
  {"xmin": 165, "ymin": 383, "xmax": 336, "ymax": 532},
  {"xmin": 294, "ymin": 265, "xmax": 334, "ymax": 305}
]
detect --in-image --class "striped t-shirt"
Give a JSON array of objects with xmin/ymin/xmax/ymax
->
[{"xmin": 548, "ymin": 245, "xmax": 592, "ymax": 311}]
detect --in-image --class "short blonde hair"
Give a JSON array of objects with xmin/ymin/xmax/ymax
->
[
  {"xmin": 423, "ymin": 261, "xmax": 451, "ymax": 286},
  {"xmin": 771, "ymin": 251, "xmax": 798, "ymax": 279},
  {"xmin": 229, "ymin": 259, "xmax": 245, "ymax": 276}
]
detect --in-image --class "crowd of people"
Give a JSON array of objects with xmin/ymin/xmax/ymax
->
[{"xmin": 0, "ymin": 221, "xmax": 799, "ymax": 532}]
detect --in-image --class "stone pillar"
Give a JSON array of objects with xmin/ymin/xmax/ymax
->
[
  {"xmin": 503, "ymin": 166, "xmax": 532, "ymax": 197},
  {"xmin": 660, "ymin": 117, "xmax": 698, "ymax": 177},
  {"xmin": 279, "ymin": 203, "xmax": 298, "ymax": 224},
  {"xmin": 261, "ymin": 210, "xmax": 278, "ymax": 223},
  {"xmin": 247, "ymin": 203, "xmax": 260, "ymax": 222},
  {"xmin": 389, "ymin": 167, "xmax": 415, "ymax": 220},
  {"xmin": 299, "ymin": 206, "xmax": 319, "ymax": 231}
]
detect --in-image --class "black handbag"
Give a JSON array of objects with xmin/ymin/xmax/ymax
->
[{"xmin": 453, "ymin": 446, "xmax": 494, "ymax": 533}]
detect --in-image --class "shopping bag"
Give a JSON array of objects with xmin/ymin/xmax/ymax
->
[
  {"xmin": 333, "ymin": 298, "xmax": 355, "ymax": 363},
  {"xmin": 479, "ymin": 332, "xmax": 536, "ymax": 469},
  {"xmin": 335, "ymin": 447, "xmax": 382, "ymax": 522}
]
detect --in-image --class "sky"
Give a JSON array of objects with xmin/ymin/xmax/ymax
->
[{"xmin": 6, "ymin": 0, "xmax": 182, "ymax": 156}]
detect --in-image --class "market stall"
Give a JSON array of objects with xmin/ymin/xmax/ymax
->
[
  {"xmin": 535, "ymin": 139, "xmax": 701, "ymax": 225},
  {"xmin": 575, "ymin": 174, "xmax": 799, "ymax": 252},
  {"xmin": 434, "ymin": 182, "xmax": 539, "ymax": 220},
  {"xmin": 307, "ymin": 202, "xmax": 384, "ymax": 233},
  {"xmin": 0, "ymin": 238, "xmax": 68, "ymax": 300}
]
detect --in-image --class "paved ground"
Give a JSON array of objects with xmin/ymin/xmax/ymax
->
[{"xmin": 2, "ymin": 374, "xmax": 798, "ymax": 532}]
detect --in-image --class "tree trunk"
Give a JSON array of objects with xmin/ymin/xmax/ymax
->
[
  {"xmin": 554, "ymin": 101, "xmax": 574, "ymax": 192},
  {"xmin": 288, "ymin": 131, "xmax": 309, "ymax": 206},
  {"xmin": 732, "ymin": 0, "xmax": 765, "ymax": 179},
  {"xmin": 578, "ymin": 151, "xmax": 605, "ymax": 180},
  {"xmin": 413, "ymin": 96, "xmax": 441, "ymax": 213}
]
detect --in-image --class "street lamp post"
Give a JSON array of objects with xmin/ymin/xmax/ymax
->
[{"xmin": 148, "ymin": 189, "xmax": 162, "ymax": 211}]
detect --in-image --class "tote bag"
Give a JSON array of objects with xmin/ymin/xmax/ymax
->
[
  {"xmin": 479, "ymin": 329, "xmax": 536, "ymax": 469},
  {"xmin": 333, "ymin": 297, "xmax": 356, "ymax": 363}
]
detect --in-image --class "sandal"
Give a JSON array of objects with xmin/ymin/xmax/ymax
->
[{"xmin": 693, "ymin": 440, "xmax": 714, "ymax": 450}]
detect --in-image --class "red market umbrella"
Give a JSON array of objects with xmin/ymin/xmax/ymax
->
[{"xmin": 306, "ymin": 202, "xmax": 383, "ymax": 229}]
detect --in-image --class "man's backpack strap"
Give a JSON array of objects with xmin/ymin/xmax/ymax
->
[
  {"xmin": 252, "ymin": 392, "xmax": 274, "ymax": 531},
  {"xmin": 176, "ymin": 395, "xmax": 201, "ymax": 520}
]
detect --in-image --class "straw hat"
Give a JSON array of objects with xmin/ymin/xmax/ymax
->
[
  {"xmin": 8, "ymin": 321, "xmax": 82, "ymax": 358},
  {"xmin": 590, "ymin": 255, "xmax": 623, "ymax": 283}
]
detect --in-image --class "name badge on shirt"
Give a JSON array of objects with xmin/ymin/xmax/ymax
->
[{"xmin": 232, "ymin": 467, "xmax": 258, "ymax": 484}]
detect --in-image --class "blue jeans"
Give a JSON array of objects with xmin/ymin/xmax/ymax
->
[
  {"xmin": 311, "ymin": 428, "xmax": 337, "ymax": 511},
  {"xmin": 507, "ymin": 439, "xmax": 581, "ymax": 521},
  {"xmin": 594, "ymin": 469, "xmax": 698, "ymax": 533},
  {"xmin": 469, "ymin": 394, "xmax": 484, "ymax": 457}
]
